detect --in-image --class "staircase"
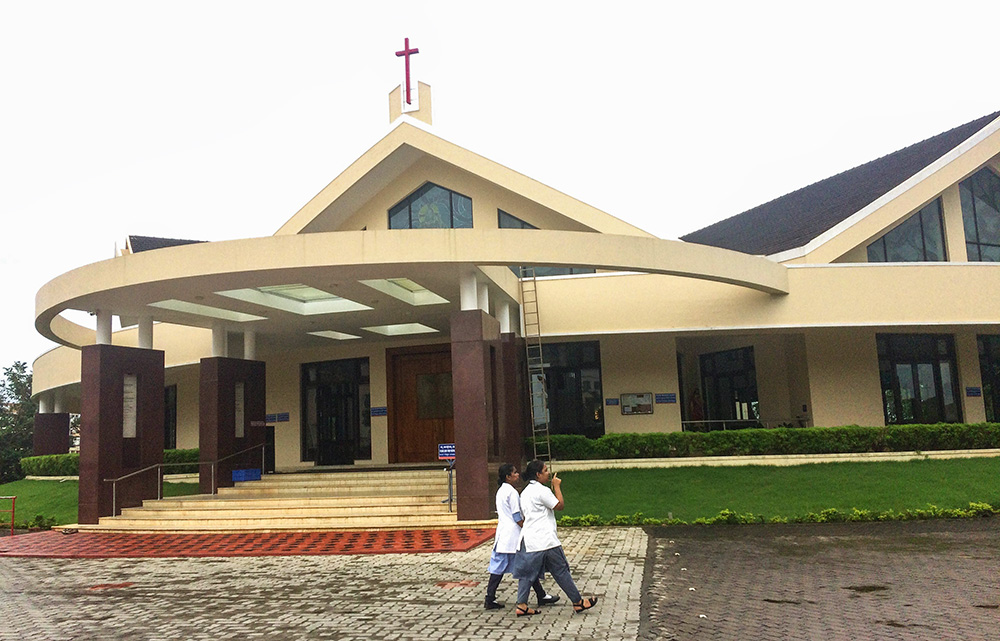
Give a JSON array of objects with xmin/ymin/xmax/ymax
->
[{"xmin": 70, "ymin": 469, "xmax": 493, "ymax": 533}]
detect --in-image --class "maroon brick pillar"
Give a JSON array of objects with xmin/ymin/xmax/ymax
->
[
  {"xmin": 451, "ymin": 309, "xmax": 501, "ymax": 521},
  {"xmin": 78, "ymin": 345, "xmax": 165, "ymax": 524},
  {"xmin": 33, "ymin": 413, "xmax": 71, "ymax": 456},
  {"xmin": 199, "ymin": 357, "xmax": 266, "ymax": 494},
  {"xmin": 498, "ymin": 333, "xmax": 529, "ymax": 467}
]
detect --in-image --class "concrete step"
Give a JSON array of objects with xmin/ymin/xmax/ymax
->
[
  {"xmin": 94, "ymin": 513, "xmax": 464, "ymax": 531},
  {"xmin": 81, "ymin": 468, "xmax": 468, "ymax": 533},
  {"xmin": 120, "ymin": 503, "xmax": 451, "ymax": 519},
  {"xmin": 141, "ymin": 494, "xmax": 447, "ymax": 510},
  {"xmin": 216, "ymin": 485, "xmax": 451, "ymax": 499}
]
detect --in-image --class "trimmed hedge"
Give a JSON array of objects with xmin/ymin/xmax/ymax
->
[
  {"xmin": 532, "ymin": 423, "xmax": 1000, "ymax": 460},
  {"xmin": 557, "ymin": 502, "xmax": 1000, "ymax": 527},
  {"xmin": 20, "ymin": 448, "xmax": 200, "ymax": 477},
  {"xmin": 18, "ymin": 453, "xmax": 79, "ymax": 476}
]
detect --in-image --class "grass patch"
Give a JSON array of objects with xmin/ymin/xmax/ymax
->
[
  {"xmin": 0, "ymin": 480, "xmax": 201, "ymax": 526},
  {"xmin": 557, "ymin": 457, "xmax": 1000, "ymax": 522}
]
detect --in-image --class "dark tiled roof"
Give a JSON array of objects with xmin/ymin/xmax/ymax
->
[
  {"xmin": 681, "ymin": 111, "xmax": 1000, "ymax": 256},
  {"xmin": 128, "ymin": 235, "xmax": 207, "ymax": 253}
]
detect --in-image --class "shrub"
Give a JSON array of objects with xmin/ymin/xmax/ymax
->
[
  {"xmin": 163, "ymin": 448, "xmax": 200, "ymax": 474},
  {"xmin": 556, "ymin": 502, "xmax": 999, "ymax": 528},
  {"xmin": 19, "ymin": 448, "xmax": 200, "ymax": 476},
  {"xmin": 530, "ymin": 423, "xmax": 1000, "ymax": 460},
  {"xmin": 19, "ymin": 453, "xmax": 79, "ymax": 476}
]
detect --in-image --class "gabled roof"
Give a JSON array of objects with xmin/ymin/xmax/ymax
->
[
  {"xmin": 127, "ymin": 235, "xmax": 206, "ymax": 254},
  {"xmin": 274, "ymin": 121, "xmax": 654, "ymax": 238},
  {"xmin": 681, "ymin": 111, "xmax": 1000, "ymax": 256}
]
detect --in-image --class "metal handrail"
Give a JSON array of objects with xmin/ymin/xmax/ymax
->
[
  {"xmin": 681, "ymin": 417, "xmax": 812, "ymax": 432},
  {"xmin": 441, "ymin": 460, "xmax": 455, "ymax": 513},
  {"xmin": 104, "ymin": 442, "xmax": 267, "ymax": 516},
  {"xmin": 1, "ymin": 496, "xmax": 14, "ymax": 537}
]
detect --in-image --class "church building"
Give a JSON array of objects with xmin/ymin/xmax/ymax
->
[{"xmin": 30, "ymin": 53, "xmax": 1000, "ymax": 523}]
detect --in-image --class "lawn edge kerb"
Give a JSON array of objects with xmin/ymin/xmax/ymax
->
[{"xmin": 557, "ymin": 501, "xmax": 1000, "ymax": 527}]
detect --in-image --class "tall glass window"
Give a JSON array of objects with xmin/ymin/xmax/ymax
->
[
  {"xmin": 499, "ymin": 210, "xmax": 595, "ymax": 277},
  {"xmin": 961, "ymin": 167, "xmax": 1000, "ymax": 261},
  {"xmin": 541, "ymin": 341, "xmax": 604, "ymax": 439},
  {"xmin": 699, "ymin": 347, "xmax": 758, "ymax": 425},
  {"xmin": 877, "ymin": 334, "xmax": 961, "ymax": 424},
  {"xmin": 867, "ymin": 199, "xmax": 946, "ymax": 262},
  {"xmin": 978, "ymin": 335, "xmax": 1000, "ymax": 422},
  {"xmin": 389, "ymin": 183, "xmax": 472, "ymax": 229}
]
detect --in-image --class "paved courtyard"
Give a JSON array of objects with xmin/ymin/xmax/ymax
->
[{"xmin": 1, "ymin": 520, "xmax": 997, "ymax": 640}]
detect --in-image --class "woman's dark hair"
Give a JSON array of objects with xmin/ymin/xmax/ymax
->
[
  {"xmin": 523, "ymin": 459, "xmax": 545, "ymax": 483},
  {"xmin": 497, "ymin": 463, "xmax": 516, "ymax": 487}
]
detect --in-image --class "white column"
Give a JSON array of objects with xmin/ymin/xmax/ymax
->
[
  {"xmin": 244, "ymin": 330, "xmax": 256, "ymax": 361},
  {"xmin": 212, "ymin": 326, "xmax": 228, "ymax": 357},
  {"xmin": 53, "ymin": 390, "xmax": 64, "ymax": 414},
  {"xmin": 498, "ymin": 300, "xmax": 512, "ymax": 334},
  {"xmin": 38, "ymin": 393, "xmax": 52, "ymax": 414},
  {"xmin": 96, "ymin": 310, "xmax": 112, "ymax": 345},
  {"xmin": 459, "ymin": 269, "xmax": 478, "ymax": 311},
  {"xmin": 138, "ymin": 316, "xmax": 153, "ymax": 349},
  {"xmin": 477, "ymin": 281, "xmax": 490, "ymax": 313}
]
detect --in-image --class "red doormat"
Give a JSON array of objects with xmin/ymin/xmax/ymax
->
[{"xmin": 0, "ymin": 528, "xmax": 495, "ymax": 558}]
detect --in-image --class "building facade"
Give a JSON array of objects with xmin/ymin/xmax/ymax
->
[{"xmin": 31, "ymin": 89, "xmax": 1000, "ymax": 521}]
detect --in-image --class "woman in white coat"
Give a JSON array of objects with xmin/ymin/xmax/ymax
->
[{"xmin": 484, "ymin": 463, "xmax": 558, "ymax": 609}]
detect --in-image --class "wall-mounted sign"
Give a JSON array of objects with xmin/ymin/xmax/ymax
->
[
  {"xmin": 122, "ymin": 374, "xmax": 137, "ymax": 438},
  {"xmin": 371, "ymin": 406, "xmax": 388, "ymax": 417},
  {"xmin": 605, "ymin": 398, "xmax": 620, "ymax": 406},
  {"xmin": 438, "ymin": 443, "xmax": 456, "ymax": 460},
  {"xmin": 966, "ymin": 386, "xmax": 983, "ymax": 397},
  {"xmin": 235, "ymin": 382, "xmax": 245, "ymax": 438},
  {"xmin": 265, "ymin": 412, "xmax": 291, "ymax": 424},
  {"xmin": 655, "ymin": 393, "xmax": 677, "ymax": 404},
  {"xmin": 621, "ymin": 393, "xmax": 653, "ymax": 415}
]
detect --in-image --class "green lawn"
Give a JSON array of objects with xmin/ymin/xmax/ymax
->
[
  {"xmin": 2, "ymin": 457, "xmax": 999, "ymax": 527},
  {"xmin": 0, "ymin": 480, "xmax": 200, "ymax": 526},
  {"xmin": 557, "ymin": 457, "xmax": 1000, "ymax": 521}
]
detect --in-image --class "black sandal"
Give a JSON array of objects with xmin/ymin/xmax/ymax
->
[
  {"xmin": 516, "ymin": 605, "xmax": 540, "ymax": 617},
  {"xmin": 573, "ymin": 596, "xmax": 598, "ymax": 613}
]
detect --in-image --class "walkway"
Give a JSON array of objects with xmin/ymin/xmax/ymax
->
[
  {"xmin": 2, "ymin": 521, "xmax": 997, "ymax": 640},
  {"xmin": 0, "ymin": 528, "xmax": 495, "ymax": 558}
]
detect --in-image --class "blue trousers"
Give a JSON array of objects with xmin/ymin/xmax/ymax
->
[{"xmin": 514, "ymin": 544, "xmax": 581, "ymax": 604}]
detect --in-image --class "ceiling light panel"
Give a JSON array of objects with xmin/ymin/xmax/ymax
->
[
  {"xmin": 358, "ymin": 278, "xmax": 448, "ymax": 306},
  {"xmin": 148, "ymin": 300, "xmax": 266, "ymax": 323},
  {"xmin": 361, "ymin": 323, "xmax": 438, "ymax": 336},
  {"xmin": 216, "ymin": 286, "xmax": 372, "ymax": 315}
]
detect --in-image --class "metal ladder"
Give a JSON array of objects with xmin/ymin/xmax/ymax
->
[{"xmin": 519, "ymin": 266, "xmax": 552, "ymax": 463}]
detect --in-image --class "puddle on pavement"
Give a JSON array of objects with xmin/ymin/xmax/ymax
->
[{"xmin": 843, "ymin": 585, "xmax": 889, "ymax": 593}]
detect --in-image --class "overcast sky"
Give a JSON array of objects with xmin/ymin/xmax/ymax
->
[{"xmin": 3, "ymin": 1, "xmax": 999, "ymax": 373}]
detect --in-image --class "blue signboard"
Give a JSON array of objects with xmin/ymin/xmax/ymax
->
[
  {"xmin": 655, "ymin": 393, "xmax": 677, "ymax": 404},
  {"xmin": 276, "ymin": 412, "xmax": 290, "ymax": 422},
  {"xmin": 265, "ymin": 414, "xmax": 276, "ymax": 423},
  {"xmin": 438, "ymin": 443, "xmax": 456, "ymax": 460},
  {"xmin": 371, "ymin": 406, "xmax": 388, "ymax": 417},
  {"xmin": 966, "ymin": 387, "xmax": 982, "ymax": 397},
  {"xmin": 605, "ymin": 398, "xmax": 620, "ymax": 406}
]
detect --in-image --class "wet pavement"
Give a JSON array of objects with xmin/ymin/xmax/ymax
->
[
  {"xmin": 641, "ymin": 519, "xmax": 998, "ymax": 640},
  {"xmin": 1, "ymin": 519, "xmax": 997, "ymax": 640}
]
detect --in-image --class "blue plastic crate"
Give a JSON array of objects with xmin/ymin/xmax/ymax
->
[{"xmin": 232, "ymin": 468, "xmax": 261, "ymax": 482}]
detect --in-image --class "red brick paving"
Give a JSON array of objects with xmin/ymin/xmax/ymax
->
[{"xmin": 0, "ymin": 528, "xmax": 495, "ymax": 558}]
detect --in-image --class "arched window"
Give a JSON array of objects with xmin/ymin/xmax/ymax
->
[{"xmin": 388, "ymin": 183, "xmax": 473, "ymax": 229}]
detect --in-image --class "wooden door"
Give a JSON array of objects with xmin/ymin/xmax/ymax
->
[{"xmin": 389, "ymin": 348, "xmax": 454, "ymax": 463}]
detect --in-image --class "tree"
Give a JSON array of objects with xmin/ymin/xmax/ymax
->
[{"xmin": 0, "ymin": 361, "xmax": 35, "ymax": 483}]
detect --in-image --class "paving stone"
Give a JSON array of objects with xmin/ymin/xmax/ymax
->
[{"xmin": 0, "ymin": 528, "xmax": 645, "ymax": 641}]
